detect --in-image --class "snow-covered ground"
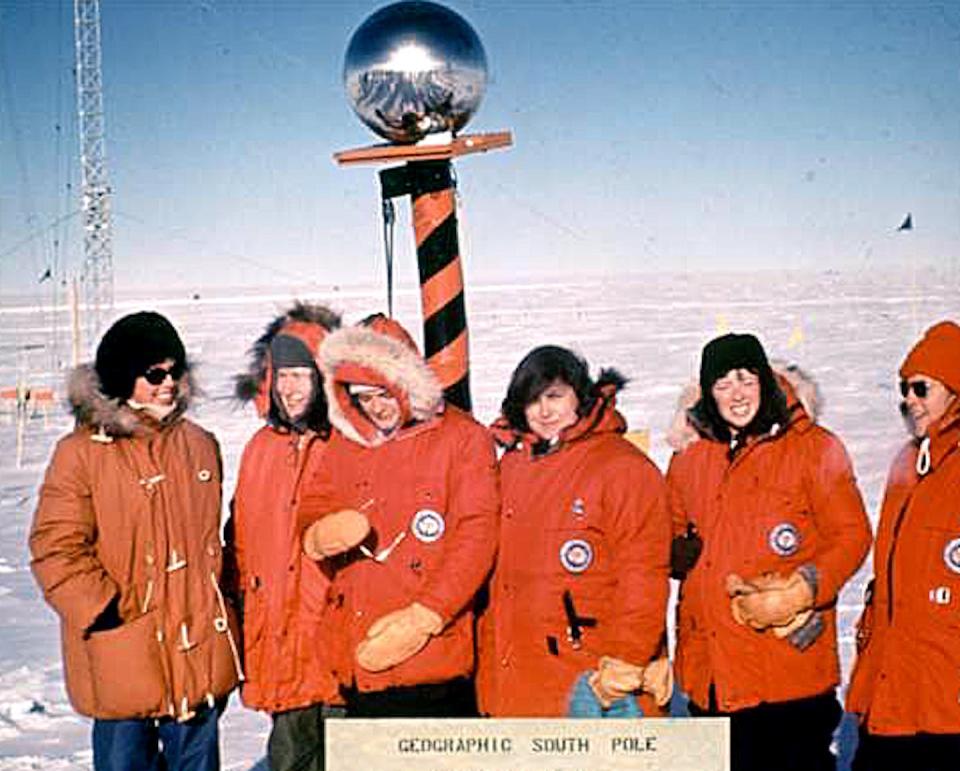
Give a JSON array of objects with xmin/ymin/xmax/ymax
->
[{"xmin": 1, "ymin": 267, "xmax": 957, "ymax": 769}]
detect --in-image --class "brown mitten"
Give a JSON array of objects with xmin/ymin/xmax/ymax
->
[
  {"xmin": 355, "ymin": 602, "xmax": 444, "ymax": 672},
  {"xmin": 587, "ymin": 656, "xmax": 645, "ymax": 708},
  {"xmin": 641, "ymin": 656, "xmax": 674, "ymax": 707},
  {"xmin": 302, "ymin": 509, "xmax": 370, "ymax": 560},
  {"xmin": 726, "ymin": 573, "xmax": 755, "ymax": 626},
  {"xmin": 771, "ymin": 608, "xmax": 815, "ymax": 638},
  {"xmin": 727, "ymin": 570, "xmax": 814, "ymax": 630}
]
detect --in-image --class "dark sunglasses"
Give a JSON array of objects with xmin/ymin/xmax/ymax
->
[
  {"xmin": 899, "ymin": 379, "xmax": 930, "ymax": 399},
  {"xmin": 144, "ymin": 363, "xmax": 184, "ymax": 385}
]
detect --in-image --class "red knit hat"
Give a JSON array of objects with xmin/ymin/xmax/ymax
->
[{"xmin": 900, "ymin": 320, "xmax": 960, "ymax": 395}]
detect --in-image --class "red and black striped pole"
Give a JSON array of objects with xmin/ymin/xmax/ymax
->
[{"xmin": 380, "ymin": 159, "xmax": 471, "ymax": 412}]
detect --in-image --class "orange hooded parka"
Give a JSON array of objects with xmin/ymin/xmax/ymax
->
[
  {"xmin": 667, "ymin": 367, "xmax": 871, "ymax": 712},
  {"xmin": 226, "ymin": 303, "xmax": 342, "ymax": 713},
  {"xmin": 297, "ymin": 319, "xmax": 499, "ymax": 694},
  {"xmin": 477, "ymin": 376, "xmax": 671, "ymax": 716}
]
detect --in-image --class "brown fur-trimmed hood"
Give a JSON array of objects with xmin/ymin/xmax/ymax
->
[
  {"xmin": 667, "ymin": 361, "xmax": 821, "ymax": 452},
  {"xmin": 319, "ymin": 323, "xmax": 443, "ymax": 448},
  {"xmin": 66, "ymin": 363, "xmax": 193, "ymax": 438}
]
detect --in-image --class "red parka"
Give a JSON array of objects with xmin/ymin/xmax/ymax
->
[
  {"xmin": 229, "ymin": 427, "xmax": 338, "ymax": 712},
  {"xmin": 477, "ymin": 382, "xmax": 671, "ymax": 716},
  {"xmin": 847, "ymin": 400, "xmax": 960, "ymax": 734},
  {"xmin": 29, "ymin": 366, "xmax": 241, "ymax": 721},
  {"xmin": 225, "ymin": 303, "xmax": 341, "ymax": 714},
  {"xmin": 667, "ymin": 373, "xmax": 871, "ymax": 712},
  {"xmin": 297, "ymin": 323, "xmax": 499, "ymax": 693}
]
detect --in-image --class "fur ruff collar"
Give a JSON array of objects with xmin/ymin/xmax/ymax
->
[
  {"xmin": 66, "ymin": 363, "xmax": 192, "ymax": 438},
  {"xmin": 667, "ymin": 361, "xmax": 821, "ymax": 452}
]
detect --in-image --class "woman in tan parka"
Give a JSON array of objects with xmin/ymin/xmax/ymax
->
[{"xmin": 29, "ymin": 311, "xmax": 242, "ymax": 771}]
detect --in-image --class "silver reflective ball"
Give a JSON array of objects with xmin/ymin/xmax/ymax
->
[{"xmin": 343, "ymin": 1, "xmax": 488, "ymax": 144}]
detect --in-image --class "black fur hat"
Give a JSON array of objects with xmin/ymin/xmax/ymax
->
[
  {"xmin": 691, "ymin": 332, "xmax": 789, "ymax": 442},
  {"xmin": 95, "ymin": 311, "xmax": 186, "ymax": 400},
  {"xmin": 700, "ymin": 333, "xmax": 770, "ymax": 393}
]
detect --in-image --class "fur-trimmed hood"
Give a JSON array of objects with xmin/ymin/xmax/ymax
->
[
  {"xmin": 66, "ymin": 363, "xmax": 193, "ymax": 438},
  {"xmin": 319, "ymin": 323, "xmax": 443, "ymax": 448},
  {"xmin": 667, "ymin": 361, "xmax": 821, "ymax": 452},
  {"xmin": 234, "ymin": 301, "xmax": 341, "ymax": 423}
]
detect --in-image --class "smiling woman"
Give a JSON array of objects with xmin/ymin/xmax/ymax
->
[
  {"xmin": 28, "ymin": 310, "xmax": 239, "ymax": 771},
  {"xmin": 130, "ymin": 358, "xmax": 181, "ymax": 411},
  {"xmin": 847, "ymin": 320, "xmax": 960, "ymax": 771},
  {"xmin": 666, "ymin": 331, "xmax": 871, "ymax": 771},
  {"xmin": 296, "ymin": 314, "xmax": 499, "ymax": 719},
  {"xmin": 478, "ymin": 345, "xmax": 672, "ymax": 718}
]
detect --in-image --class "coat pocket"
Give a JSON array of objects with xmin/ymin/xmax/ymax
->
[{"xmin": 86, "ymin": 610, "xmax": 166, "ymax": 718}]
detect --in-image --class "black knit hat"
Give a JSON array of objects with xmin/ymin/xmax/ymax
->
[
  {"xmin": 95, "ymin": 311, "xmax": 186, "ymax": 400},
  {"xmin": 270, "ymin": 334, "xmax": 315, "ymax": 370},
  {"xmin": 699, "ymin": 333, "xmax": 771, "ymax": 392}
]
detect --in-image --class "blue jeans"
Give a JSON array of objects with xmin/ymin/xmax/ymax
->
[{"xmin": 92, "ymin": 704, "xmax": 221, "ymax": 771}]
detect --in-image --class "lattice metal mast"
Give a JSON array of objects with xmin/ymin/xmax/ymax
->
[{"xmin": 74, "ymin": 0, "xmax": 114, "ymax": 344}]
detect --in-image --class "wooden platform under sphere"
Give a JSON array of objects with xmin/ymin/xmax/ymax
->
[{"xmin": 334, "ymin": 131, "xmax": 512, "ymax": 166}]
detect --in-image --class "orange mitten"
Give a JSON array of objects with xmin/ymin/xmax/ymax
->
[
  {"xmin": 302, "ymin": 509, "xmax": 370, "ymax": 560},
  {"xmin": 727, "ymin": 571, "xmax": 814, "ymax": 630},
  {"xmin": 355, "ymin": 602, "xmax": 444, "ymax": 672},
  {"xmin": 587, "ymin": 656, "xmax": 645, "ymax": 708},
  {"xmin": 641, "ymin": 656, "xmax": 674, "ymax": 707}
]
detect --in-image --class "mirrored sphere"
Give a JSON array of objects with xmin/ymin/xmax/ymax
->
[{"xmin": 344, "ymin": 1, "xmax": 488, "ymax": 144}]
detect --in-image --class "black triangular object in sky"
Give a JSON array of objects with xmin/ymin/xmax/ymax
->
[{"xmin": 897, "ymin": 213, "xmax": 913, "ymax": 231}]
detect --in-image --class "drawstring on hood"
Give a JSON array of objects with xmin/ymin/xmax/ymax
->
[{"xmin": 916, "ymin": 436, "xmax": 932, "ymax": 476}]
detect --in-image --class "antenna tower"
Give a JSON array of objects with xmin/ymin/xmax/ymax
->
[{"xmin": 73, "ymin": 0, "xmax": 114, "ymax": 346}]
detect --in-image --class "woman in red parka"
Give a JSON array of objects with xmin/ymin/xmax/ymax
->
[
  {"xmin": 227, "ymin": 302, "xmax": 341, "ymax": 771},
  {"xmin": 667, "ymin": 332, "xmax": 871, "ymax": 771},
  {"xmin": 477, "ymin": 345, "xmax": 672, "ymax": 717},
  {"xmin": 847, "ymin": 320, "xmax": 960, "ymax": 771},
  {"xmin": 296, "ymin": 315, "xmax": 498, "ymax": 717}
]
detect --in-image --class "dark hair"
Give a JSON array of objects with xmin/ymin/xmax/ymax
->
[
  {"xmin": 690, "ymin": 333, "xmax": 789, "ymax": 442},
  {"xmin": 501, "ymin": 346, "xmax": 595, "ymax": 432}
]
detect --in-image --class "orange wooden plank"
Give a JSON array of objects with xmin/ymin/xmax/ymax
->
[{"xmin": 334, "ymin": 131, "xmax": 512, "ymax": 166}]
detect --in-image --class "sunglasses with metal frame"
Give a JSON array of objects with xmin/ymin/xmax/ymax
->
[
  {"xmin": 899, "ymin": 379, "xmax": 931, "ymax": 399},
  {"xmin": 143, "ymin": 363, "xmax": 184, "ymax": 385}
]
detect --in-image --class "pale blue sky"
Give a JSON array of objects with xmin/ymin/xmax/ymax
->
[{"xmin": 1, "ymin": 1, "xmax": 958, "ymax": 299}]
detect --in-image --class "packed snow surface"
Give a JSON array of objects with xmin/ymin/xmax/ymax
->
[{"xmin": 1, "ymin": 268, "xmax": 957, "ymax": 768}]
